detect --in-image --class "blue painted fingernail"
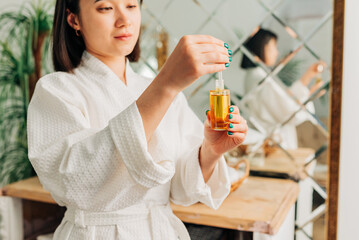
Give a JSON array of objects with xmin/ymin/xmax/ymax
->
[
  {"xmin": 228, "ymin": 131, "xmax": 233, "ymax": 135},
  {"xmin": 229, "ymin": 114, "xmax": 233, "ymax": 119},
  {"xmin": 229, "ymin": 56, "xmax": 232, "ymax": 62},
  {"xmin": 225, "ymin": 63, "xmax": 230, "ymax": 67},
  {"xmin": 228, "ymin": 49, "xmax": 232, "ymax": 55},
  {"xmin": 229, "ymin": 107, "xmax": 234, "ymax": 112},
  {"xmin": 229, "ymin": 123, "xmax": 233, "ymax": 128},
  {"xmin": 224, "ymin": 43, "xmax": 229, "ymax": 49}
]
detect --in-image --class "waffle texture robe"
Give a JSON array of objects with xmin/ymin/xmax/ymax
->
[{"xmin": 27, "ymin": 51, "xmax": 231, "ymax": 240}]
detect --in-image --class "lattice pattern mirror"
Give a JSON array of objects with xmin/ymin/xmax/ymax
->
[{"xmin": 131, "ymin": 0, "xmax": 333, "ymax": 239}]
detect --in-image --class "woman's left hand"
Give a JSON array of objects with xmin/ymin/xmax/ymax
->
[
  {"xmin": 204, "ymin": 106, "xmax": 248, "ymax": 156},
  {"xmin": 300, "ymin": 61, "xmax": 327, "ymax": 86}
]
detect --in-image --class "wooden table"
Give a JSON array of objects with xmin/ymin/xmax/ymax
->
[
  {"xmin": 1, "ymin": 176, "xmax": 299, "ymax": 236},
  {"xmin": 250, "ymin": 148, "xmax": 315, "ymax": 181}
]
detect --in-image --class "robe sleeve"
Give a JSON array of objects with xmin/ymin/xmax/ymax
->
[
  {"xmin": 290, "ymin": 80, "xmax": 315, "ymax": 115},
  {"xmin": 169, "ymin": 93, "xmax": 231, "ymax": 210},
  {"xmin": 27, "ymin": 76, "xmax": 174, "ymax": 210}
]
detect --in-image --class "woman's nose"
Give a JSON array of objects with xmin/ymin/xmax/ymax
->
[{"xmin": 114, "ymin": 10, "xmax": 131, "ymax": 28}]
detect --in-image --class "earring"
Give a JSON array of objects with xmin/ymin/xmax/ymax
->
[{"xmin": 76, "ymin": 29, "xmax": 81, "ymax": 37}]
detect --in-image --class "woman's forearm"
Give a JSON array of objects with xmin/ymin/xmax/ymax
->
[
  {"xmin": 136, "ymin": 71, "xmax": 179, "ymax": 141},
  {"xmin": 199, "ymin": 140, "xmax": 222, "ymax": 182},
  {"xmin": 300, "ymin": 72, "xmax": 313, "ymax": 86}
]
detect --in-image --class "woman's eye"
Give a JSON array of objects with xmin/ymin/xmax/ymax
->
[
  {"xmin": 98, "ymin": 7, "xmax": 112, "ymax": 11},
  {"xmin": 127, "ymin": 5, "xmax": 137, "ymax": 8}
]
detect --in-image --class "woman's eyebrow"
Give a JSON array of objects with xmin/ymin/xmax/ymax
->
[{"xmin": 94, "ymin": 0, "xmax": 102, "ymax": 3}]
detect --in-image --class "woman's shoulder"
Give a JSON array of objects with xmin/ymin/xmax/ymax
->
[
  {"xmin": 36, "ymin": 71, "xmax": 77, "ymax": 89},
  {"xmin": 245, "ymin": 66, "xmax": 268, "ymax": 79},
  {"xmin": 244, "ymin": 67, "xmax": 268, "ymax": 92},
  {"xmin": 33, "ymin": 71, "xmax": 84, "ymax": 101}
]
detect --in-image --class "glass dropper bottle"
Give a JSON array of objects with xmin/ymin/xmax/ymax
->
[
  {"xmin": 210, "ymin": 71, "xmax": 230, "ymax": 131},
  {"xmin": 316, "ymin": 63, "xmax": 324, "ymax": 83}
]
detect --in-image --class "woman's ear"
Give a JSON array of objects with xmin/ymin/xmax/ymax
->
[
  {"xmin": 253, "ymin": 56, "xmax": 261, "ymax": 64},
  {"xmin": 66, "ymin": 9, "xmax": 80, "ymax": 31}
]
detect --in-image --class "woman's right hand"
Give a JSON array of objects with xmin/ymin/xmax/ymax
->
[
  {"xmin": 155, "ymin": 35, "xmax": 231, "ymax": 93},
  {"xmin": 137, "ymin": 35, "xmax": 231, "ymax": 141}
]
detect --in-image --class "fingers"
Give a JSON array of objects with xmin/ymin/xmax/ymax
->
[
  {"xmin": 227, "ymin": 107, "xmax": 247, "ymax": 141},
  {"xmin": 182, "ymin": 35, "xmax": 225, "ymax": 48},
  {"xmin": 181, "ymin": 35, "xmax": 232, "ymax": 76},
  {"xmin": 197, "ymin": 43, "xmax": 231, "ymax": 64},
  {"xmin": 206, "ymin": 106, "xmax": 241, "ymax": 122},
  {"xmin": 228, "ymin": 105, "xmax": 239, "ymax": 114},
  {"xmin": 311, "ymin": 61, "xmax": 327, "ymax": 73},
  {"xmin": 205, "ymin": 110, "xmax": 211, "ymax": 124},
  {"xmin": 202, "ymin": 64, "xmax": 228, "ymax": 75},
  {"xmin": 201, "ymin": 52, "xmax": 230, "ymax": 64},
  {"xmin": 206, "ymin": 106, "xmax": 248, "ymax": 130},
  {"xmin": 226, "ymin": 131, "xmax": 246, "ymax": 141},
  {"xmin": 227, "ymin": 122, "xmax": 248, "ymax": 133},
  {"xmin": 161, "ymin": 35, "xmax": 232, "ymax": 92},
  {"xmin": 205, "ymin": 106, "xmax": 247, "ymax": 146},
  {"xmin": 316, "ymin": 60, "xmax": 327, "ymax": 67},
  {"xmin": 227, "ymin": 113, "xmax": 247, "ymax": 139},
  {"xmin": 197, "ymin": 44, "xmax": 229, "ymax": 55},
  {"xmin": 227, "ymin": 112, "xmax": 244, "ymax": 124},
  {"xmin": 196, "ymin": 41, "xmax": 231, "ymax": 66}
]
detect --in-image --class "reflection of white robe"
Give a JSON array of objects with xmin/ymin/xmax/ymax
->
[
  {"xmin": 27, "ymin": 51, "xmax": 230, "ymax": 240},
  {"xmin": 243, "ymin": 67, "xmax": 314, "ymax": 149}
]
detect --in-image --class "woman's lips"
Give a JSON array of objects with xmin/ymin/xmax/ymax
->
[{"xmin": 114, "ymin": 34, "xmax": 132, "ymax": 41}]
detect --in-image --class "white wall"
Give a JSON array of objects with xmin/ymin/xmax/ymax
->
[
  {"xmin": 0, "ymin": 0, "xmax": 28, "ymax": 12},
  {"xmin": 337, "ymin": 0, "xmax": 359, "ymax": 239}
]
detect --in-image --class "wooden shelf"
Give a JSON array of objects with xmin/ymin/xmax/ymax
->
[{"xmin": 1, "ymin": 177, "xmax": 56, "ymax": 204}]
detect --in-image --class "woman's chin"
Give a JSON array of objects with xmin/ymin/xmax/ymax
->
[
  {"xmin": 110, "ymin": 45, "xmax": 135, "ymax": 55},
  {"xmin": 106, "ymin": 48, "xmax": 134, "ymax": 58}
]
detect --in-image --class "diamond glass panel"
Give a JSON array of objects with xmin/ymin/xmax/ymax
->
[{"xmin": 136, "ymin": 1, "xmax": 333, "ymax": 238}]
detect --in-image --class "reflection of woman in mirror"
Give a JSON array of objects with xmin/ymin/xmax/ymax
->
[
  {"xmin": 26, "ymin": 0, "xmax": 248, "ymax": 239},
  {"xmin": 240, "ymin": 28, "xmax": 324, "ymax": 149}
]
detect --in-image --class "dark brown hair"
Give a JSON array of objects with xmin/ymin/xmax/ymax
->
[
  {"xmin": 52, "ymin": 0, "xmax": 143, "ymax": 72},
  {"xmin": 241, "ymin": 28, "xmax": 277, "ymax": 69}
]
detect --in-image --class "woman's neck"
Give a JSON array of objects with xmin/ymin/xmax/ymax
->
[{"xmin": 87, "ymin": 50, "xmax": 127, "ymax": 85}]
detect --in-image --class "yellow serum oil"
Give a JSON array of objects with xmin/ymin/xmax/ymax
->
[{"xmin": 210, "ymin": 89, "xmax": 230, "ymax": 131}]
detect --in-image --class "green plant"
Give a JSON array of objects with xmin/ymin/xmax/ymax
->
[
  {"xmin": 0, "ymin": 211, "xmax": 2, "ymax": 240},
  {"xmin": 0, "ymin": 0, "xmax": 54, "ymax": 187},
  {"xmin": 277, "ymin": 58, "xmax": 304, "ymax": 87}
]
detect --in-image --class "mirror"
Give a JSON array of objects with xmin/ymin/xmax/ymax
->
[{"xmin": 132, "ymin": 0, "xmax": 333, "ymax": 239}]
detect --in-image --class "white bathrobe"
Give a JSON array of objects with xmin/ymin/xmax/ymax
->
[
  {"xmin": 242, "ymin": 67, "xmax": 315, "ymax": 149},
  {"xmin": 27, "ymin": 51, "xmax": 231, "ymax": 240}
]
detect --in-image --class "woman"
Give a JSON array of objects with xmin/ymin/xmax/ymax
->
[
  {"xmin": 27, "ymin": 0, "xmax": 248, "ymax": 239},
  {"xmin": 240, "ymin": 28, "xmax": 324, "ymax": 149}
]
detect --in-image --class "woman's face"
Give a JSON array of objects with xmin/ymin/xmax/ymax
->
[
  {"xmin": 263, "ymin": 38, "xmax": 279, "ymax": 67},
  {"xmin": 73, "ymin": 0, "xmax": 141, "ymax": 58}
]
